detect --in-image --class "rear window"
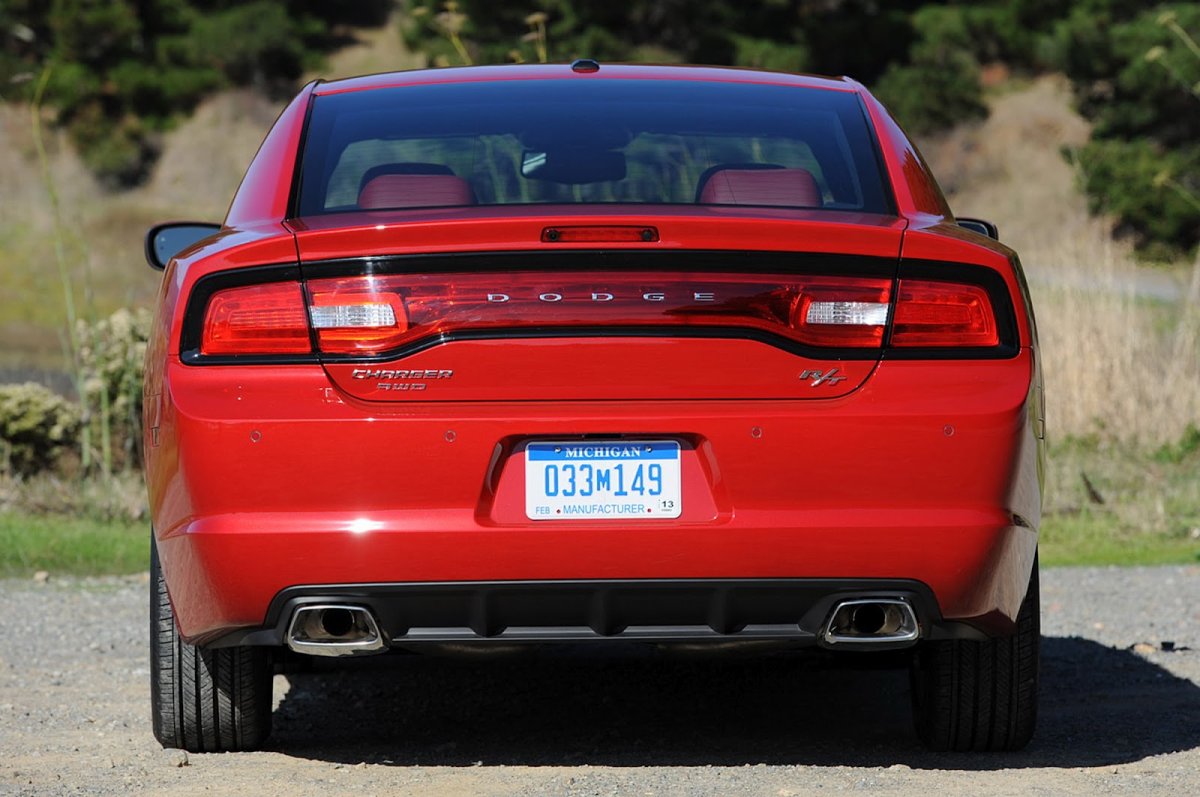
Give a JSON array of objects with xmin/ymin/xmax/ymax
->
[{"xmin": 295, "ymin": 79, "xmax": 892, "ymax": 216}]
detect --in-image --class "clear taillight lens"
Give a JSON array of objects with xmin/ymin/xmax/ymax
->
[
  {"xmin": 200, "ymin": 283, "xmax": 310, "ymax": 355},
  {"xmin": 308, "ymin": 282, "xmax": 410, "ymax": 353},
  {"xmin": 792, "ymin": 283, "xmax": 891, "ymax": 347}
]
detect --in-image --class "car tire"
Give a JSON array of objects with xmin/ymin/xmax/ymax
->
[
  {"xmin": 910, "ymin": 556, "xmax": 1039, "ymax": 751},
  {"xmin": 150, "ymin": 537, "xmax": 273, "ymax": 752}
]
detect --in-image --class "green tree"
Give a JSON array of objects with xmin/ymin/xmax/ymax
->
[
  {"xmin": 1, "ymin": 0, "xmax": 391, "ymax": 186},
  {"xmin": 400, "ymin": 0, "xmax": 918, "ymax": 75},
  {"xmin": 1053, "ymin": 3, "xmax": 1200, "ymax": 257},
  {"xmin": 872, "ymin": 5, "xmax": 988, "ymax": 134}
]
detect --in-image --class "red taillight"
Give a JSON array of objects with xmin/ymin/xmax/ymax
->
[
  {"xmin": 891, "ymin": 279, "xmax": 998, "ymax": 347},
  {"xmin": 201, "ymin": 283, "xmax": 310, "ymax": 355},
  {"xmin": 303, "ymin": 271, "xmax": 894, "ymax": 353},
  {"xmin": 193, "ymin": 272, "xmax": 1005, "ymax": 358}
]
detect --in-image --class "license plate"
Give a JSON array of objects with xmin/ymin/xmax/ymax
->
[{"xmin": 525, "ymin": 440, "xmax": 682, "ymax": 520}]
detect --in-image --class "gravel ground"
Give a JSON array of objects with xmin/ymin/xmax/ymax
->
[{"xmin": 1, "ymin": 566, "xmax": 1198, "ymax": 796}]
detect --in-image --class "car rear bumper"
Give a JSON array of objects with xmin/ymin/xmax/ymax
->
[
  {"xmin": 161, "ymin": 513, "xmax": 1036, "ymax": 646},
  {"xmin": 213, "ymin": 578, "xmax": 969, "ymax": 650},
  {"xmin": 150, "ymin": 352, "xmax": 1041, "ymax": 645}
]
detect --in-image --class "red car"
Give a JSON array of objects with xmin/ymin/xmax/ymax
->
[{"xmin": 143, "ymin": 62, "xmax": 1043, "ymax": 754}]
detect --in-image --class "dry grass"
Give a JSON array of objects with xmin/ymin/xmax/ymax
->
[
  {"xmin": 0, "ymin": 471, "xmax": 146, "ymax": 521},
  {"xmin": 1036, "ymin": 245, "xmax": 1200, "ymax": 446}
]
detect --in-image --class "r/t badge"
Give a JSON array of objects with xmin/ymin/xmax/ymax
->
[{"xmin": 799, "ymin": 368, "xmax": 848, "ymax": 387}]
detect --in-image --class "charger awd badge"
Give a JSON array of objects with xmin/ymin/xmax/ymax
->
[
  {"xmin": 799, "ymin": 368, "xmax": 848, "ymax": 387},
  {"xmin": 350, "ymin": 368, "xmax": 454, "ymax": 392}
]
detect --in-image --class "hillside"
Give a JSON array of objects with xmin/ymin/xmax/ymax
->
[
  {"xmin": 924, "ymin": 75, "xmax": 1183, "ymax": 300},
  {"xmin": 920, "ymin": 77, "xmax": 1198, "ymax": 447},
  {"xmin": 0, "ymin": 20, "xmax": 424, "ymax": 381}
]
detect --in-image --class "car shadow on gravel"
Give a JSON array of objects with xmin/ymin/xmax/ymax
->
[{"xmin": 268, "ymin": 636, "xmax": 1200, "ymax": 769}]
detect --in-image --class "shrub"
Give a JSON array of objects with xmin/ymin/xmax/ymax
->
[
  {"xmin": 873, "ymin": 56, "xmax": 986, "ymax": 135},
  {"xmin": 1154, "ymin": 424, "xmax": 1200, "ymax": 464},
  {"xmin": 76, "ymin": 308, "xmax": 152, "ymax": 473},
  {"xmin": 0, "ymin": 383, "xmax": 81, "ymax": 477},
  {"xmin": 1075, "ymin": 137, "xmax": 1200, "ymax": 262}
]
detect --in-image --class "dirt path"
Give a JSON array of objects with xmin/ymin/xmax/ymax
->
[{"xmin": 2, "ymin": 566, "xmax": 1198, "ymax": 796}]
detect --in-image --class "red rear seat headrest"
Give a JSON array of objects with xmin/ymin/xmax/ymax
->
[
  {"xmin": 698, "ymin": 167, "xmax": 821, "ymax": 207},
  {"xmin": 358, "ymin": 174, "xmax": 476, "ymax": 210}
]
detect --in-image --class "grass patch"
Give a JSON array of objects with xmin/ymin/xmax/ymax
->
[
  {"xmin": 1042, "ymin": 434, "xmax": 1200, "ymax": 566},
  {"xmin": 1153, "ymin": 423, "xmax": 1200, "ymax": 464},
  {"xmin": 1040, "ymin": 512, "xmax": 1200, "ymax": 566},
  {"xmin": 0, "ymin": 511, "xmax": 147, "ymax": 577}
]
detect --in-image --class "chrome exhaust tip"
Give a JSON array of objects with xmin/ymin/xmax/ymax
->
[
  {"xmin": 821, "ymin": 598, "xmax": 919, "ymax": 646},
  {"xmin": 286, "ymin": 605, "xmax": 386, "ymax": 657}
]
